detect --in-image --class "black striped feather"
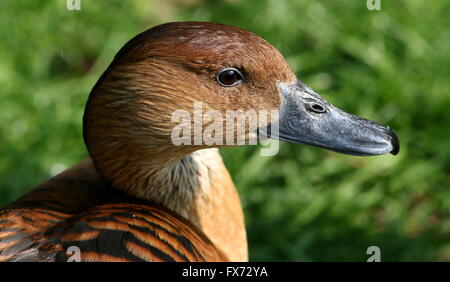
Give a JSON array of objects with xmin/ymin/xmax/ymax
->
[{"xmin": 0, "ymin": 203, "xmax": 227, "ymax": 262}]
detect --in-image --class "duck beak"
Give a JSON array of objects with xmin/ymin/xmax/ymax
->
[{"xmin": 270, "ymin": 80, "xmax": 399, "ymax": 156}]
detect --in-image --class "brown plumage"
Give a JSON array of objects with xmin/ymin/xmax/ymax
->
[
  {"xmin": 0, "ymin": 22, "xmax": 296, "ymax": 262},
  {"xmin": 0, "ymin": 21, "xmax": 399, "ymax": 262},
  {"xmin": 0, "ymin": 159, "xmax": 227, "ymax": 261}
]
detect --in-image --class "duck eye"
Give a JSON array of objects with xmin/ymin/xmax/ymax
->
[{"xmin": 216, "ymin": 68, "xmax": 244, "ymax": 87}]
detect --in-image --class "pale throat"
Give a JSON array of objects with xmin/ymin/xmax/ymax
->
[
  {"xmin": 117, "ymin": 147, "xmax": 248, "ymax": 261},
  {"xmin": 128, "ymin": 148, "xmax": 219, "ymax": 222}
]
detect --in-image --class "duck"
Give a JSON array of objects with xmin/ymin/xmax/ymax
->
[{"xmin": 0, "ymin": 21, "xmax": 399, "ymax": 262}]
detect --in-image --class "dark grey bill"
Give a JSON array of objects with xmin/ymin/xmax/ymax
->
[{"xmin": 267, "ymin": 80, "xmax": 399, "ymax": 156}]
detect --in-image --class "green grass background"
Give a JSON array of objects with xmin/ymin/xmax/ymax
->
[{"xmin": 0, "ymin": 0, "xmax": 449, "ymax": 261}]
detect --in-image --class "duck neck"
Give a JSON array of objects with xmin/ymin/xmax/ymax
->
[{"xmin": 105, "ymin": 148, "xmax": 248, "ymax": 262}]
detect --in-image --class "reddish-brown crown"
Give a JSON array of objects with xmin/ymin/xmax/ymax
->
[{"xmin": 83, "ymin": 21, "xmax": 296, "ymax": 188}]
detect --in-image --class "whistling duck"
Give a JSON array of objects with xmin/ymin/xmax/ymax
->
[{"xmin": 0, "ymin": 22, "xmax": 399, "ymax": 262}]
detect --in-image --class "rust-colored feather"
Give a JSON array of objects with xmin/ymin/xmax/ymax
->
[
  {"xmin": 0, "ymin": 160, "xmax": 227, "ymax": 262},
  {"xmin": 1, "ymin": 21, "xmax": 298, "ymax": 262}
]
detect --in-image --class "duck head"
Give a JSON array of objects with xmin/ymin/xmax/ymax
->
[{"xmin": 83, "ymin": 21, "xmax": 399, "ymax": 189}]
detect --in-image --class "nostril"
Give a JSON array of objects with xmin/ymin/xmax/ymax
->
[{"xmin": 307, "ymin": 103, "xmax": 327, "ymax": 114}]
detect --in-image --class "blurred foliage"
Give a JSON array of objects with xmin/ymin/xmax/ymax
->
[{"xmin": 0, "ymin": 0, "xmax": 449, "ymax": 261}]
